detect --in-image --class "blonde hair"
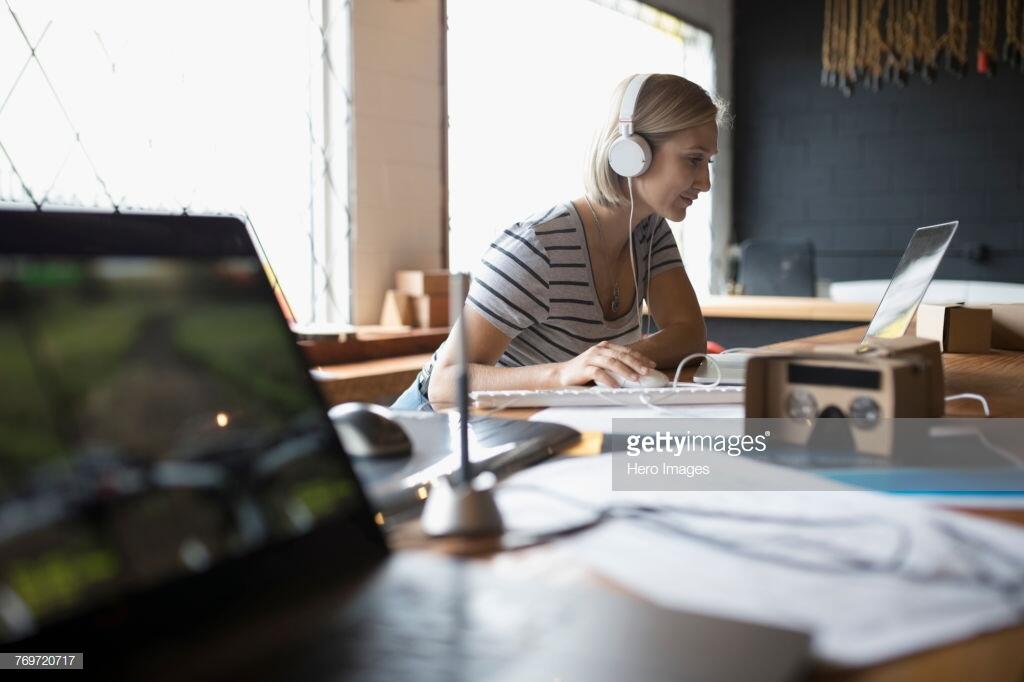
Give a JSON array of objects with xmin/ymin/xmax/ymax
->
[{"xmin": 584, "ymin": 74, "xmax": 729, "ymax": 207}]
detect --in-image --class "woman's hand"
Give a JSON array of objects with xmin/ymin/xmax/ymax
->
[{"xmin": 556, "ymin": 341, "xmax": 656, "ymax": 388}]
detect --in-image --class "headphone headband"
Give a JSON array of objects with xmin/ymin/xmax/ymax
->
[{"xmin": 618, "ymin": 74, "xmax": 651, "ymax": 137}]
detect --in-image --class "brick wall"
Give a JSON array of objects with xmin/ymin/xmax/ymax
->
[{"xmin": 734, "ymin": 0, "xmax": 1024, "ymax": 286}]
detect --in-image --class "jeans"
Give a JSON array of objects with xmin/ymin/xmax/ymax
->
[{"xmin": 390, "ymin": 381, "xmax": 432, "ymax": 412}]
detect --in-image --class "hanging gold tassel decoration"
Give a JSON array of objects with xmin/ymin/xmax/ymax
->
[
  {"xmin": 821, "ymin": 0, "xmax": 1020, "ymax": 93},
  {"xmin": 978, "ymin": 0, "xmax": 999, "ymax": 74},
  {"xmin": 1004, "ymin": 0, "xmax": 1024, "ymax": 69}
]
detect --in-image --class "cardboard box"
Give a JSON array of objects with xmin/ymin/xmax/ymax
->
[
  {"xmin": 915, "ymin": 304, "xmax": 991, "ymax": 353},
  {"xmin": 989, "ymin": 303, "xmax": 1024, "ymax": 351},
  {"xmin": 412, "ymin": 294, "xmax": 449, "ymax": 328},
  {"xmin": 810, "ymin": 336, "xmax": 945, "ymax": 417},
  {"xmin": 395, "ymin": 270, "xmax": 451, "ymax": 297},
  {"xmin": 379, "ymin": 289, "xmax": 413, "ymax": 327}
]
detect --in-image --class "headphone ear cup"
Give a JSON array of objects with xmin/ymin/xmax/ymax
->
[{"xmin": 608, "ymin": 134, "xmax": 652, "ymax": 178}]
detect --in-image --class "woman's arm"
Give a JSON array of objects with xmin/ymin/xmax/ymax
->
[
  {"xmin": 427, "ymin": 306, "xmax": 655, "ymax": 404},
  {"xmin": 628, "ymin": 267, "xmax": 707, "ymax": 370}
]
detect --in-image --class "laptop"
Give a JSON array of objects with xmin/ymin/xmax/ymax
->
[
  {"xmin": 0, "ymin": 209, "xmax": 809, "ymax": 679},
  {"xmin": 694, "ymin": 220, "xmax": 959, "ymax": 385},
  {"xmin": 861, "ymin": 221, "xmax": 959, "ymax": 340}
]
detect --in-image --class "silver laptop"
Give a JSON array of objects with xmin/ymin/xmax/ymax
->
[
  {"xmin": 695, "ymin": 221, "xmax": 959, "ymax": 385},
  {"xmin": 861, "ymin": 221, "xmax": 958, "ymax": 340}
]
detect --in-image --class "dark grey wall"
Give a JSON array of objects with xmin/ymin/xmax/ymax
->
[{"xmin": 734, "ymin": 0, "xmax": 1024, "ymax": 284}]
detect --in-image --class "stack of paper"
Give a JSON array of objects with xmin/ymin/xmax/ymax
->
[{"xmin": 496, "ymin": 454, "xmax": 1024, "ymax": 666}]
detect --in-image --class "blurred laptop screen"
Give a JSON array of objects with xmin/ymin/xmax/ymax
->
[{"xmin": 0, "ymin": 252, "xmax": 363, "ymax": 640}]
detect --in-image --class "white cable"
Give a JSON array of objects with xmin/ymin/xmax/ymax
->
[
  {"xmin": 671, "ymin": 352, "xmax": 722, "ymax": 388},
  {"xmin": 975, "ymin": 432, "xmax": 1024, "ymax": 467},
  {"xmin": 945, "ymin": 392, "xmax": 990, "ymax": 417},
  {"xmin": 643, "ymin": 207, "xmax": 655, "ymax": 341},
  {"xmin": 625, "ymin": 179, "xmax": 662, "ymax": 343},
  {"xmin": 627, "ymin": 178, "xmax": 641, "ymax": 339},
  {"xmin": 638, "ymin": 392, "xmax": 681, "ymax": 413},
  {"xmin": 929, "ymin": 421, "xmax": 1024, "ymax": 468}
]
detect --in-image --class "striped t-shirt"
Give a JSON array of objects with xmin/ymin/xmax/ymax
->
[{"xmin": 412, "ymin": 201, "xmax": 685, "ymax": 399}]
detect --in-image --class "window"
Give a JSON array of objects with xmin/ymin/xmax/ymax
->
[
  {"xmin": 446, "ymin": 0, "xmax": 716, "ymax": 296},
  {"xmin": 0, "ymin": 0, "xmax": 351, "ymax": 323}
]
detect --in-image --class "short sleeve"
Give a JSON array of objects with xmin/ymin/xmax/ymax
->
[
  {"xmin": 643, "ymin": 217, "xmax": 684, "ymax": 280},
  {"xmin": 467, "ymin": 225, "xmax": 551, "ymax": 338}
]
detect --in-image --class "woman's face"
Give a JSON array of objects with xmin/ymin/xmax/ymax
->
[{"xmin": 634, "ymin": 121, "xmax": 718, "ymax": 223}]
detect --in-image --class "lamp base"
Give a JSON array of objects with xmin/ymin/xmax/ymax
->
[{"xmin": 420, "ymin": 473, "xmax": 504, "ymax": 537}]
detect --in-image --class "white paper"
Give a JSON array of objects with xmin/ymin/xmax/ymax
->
[
  {"xmin": 528, "ymin": 404, "xmax": 743, "ymax": 433},
  {"xmin": 893, "ymin": 494, "xmax": 1024, "ymax": 510},
  {"xmin": 526, "ymin": 408, "xmax": 1024, "ymax": 511},
  {"xmin": 495, "ymin": 454, "xmax": 1024, "ymax": 666}
]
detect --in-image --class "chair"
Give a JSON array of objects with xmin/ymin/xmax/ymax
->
[{"xmin": 737, "ymin": 239, "xmax": 816, "ymax": 296}]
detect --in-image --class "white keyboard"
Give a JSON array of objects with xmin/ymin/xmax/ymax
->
[{"xmin": 471, "ymin": 385, "xmax": 745, "ymax": 408}]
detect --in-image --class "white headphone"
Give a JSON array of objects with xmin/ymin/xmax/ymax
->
[{"xmin": 607, "ymin": 74, "xmax": 652, "ymax": 178}]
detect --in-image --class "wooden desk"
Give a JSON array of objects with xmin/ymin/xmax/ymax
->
[
  {"xmin": 314, "ymin": 354, "xmax": 430, "ymax": 405},
  {"xmin": 700, "ymin": 295, "xmax": 876, "ymax": 348},
  {"xmin": 767, "ymin": 325, "xmax": 1024, "ymax": 418},
  {"xmin": 397, "ymin": 327, "xmax": 1024, "ymax": 681},
  {"xmin": 701, "ymin": 295, "xmax": 876, "ymax": 322},
  {"xmin": 301, "ymin": 327, "xmax": 445, "ymax": 405},
  {"xmin": 307, "ymin": 297, "xmax": 876, "ymax": 404}
]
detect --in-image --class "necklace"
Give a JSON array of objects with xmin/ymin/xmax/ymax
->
[{"xmin": 584, "ymin": 195, "xmax": 620, "ymax": 313}]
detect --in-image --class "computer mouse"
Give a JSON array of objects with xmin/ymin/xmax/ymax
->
[
  {"xmin": 607, "ymin": 368, "xmax": 670, "ymax": 389},
  {"xmin": 327, "ymin": 402, "xmax": 412, "ymax": 459}
]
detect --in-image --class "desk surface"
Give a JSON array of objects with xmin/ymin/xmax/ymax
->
[
  {"xmin": 700, "ymin": 295, "xmax": 876, "ymax": 322},
  {"xmin": 767, "ymin": 325, "xmax": 1024, "ymax": 418},
  {"xmin": 476, "ymin": 325, "xmax": 1024, "ymax": 420},
  {"xmin": 311, "ymin": 297, "xmax": 878, "ymax": 404},
  {"xmin": 314, "ymin": 354, "xmax": 430, "ymax": 405},
  {"xmin": 396, "ymin": 326, "xmax": 1024, "ymax": 681}
]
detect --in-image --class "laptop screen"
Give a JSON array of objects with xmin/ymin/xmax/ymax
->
[
  {"xmin": 863, "ymin": 221, "xmax": 958, "ymax": 340},
  {"xmin": 0, "ymin": 211, "xmax": 383, "ymax": 643}
]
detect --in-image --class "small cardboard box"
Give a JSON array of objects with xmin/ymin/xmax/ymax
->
[
  {"xmin": 412, "ymin": 294, "xmax": 449, "ymax": 328},
  {"xmin": 379, "ymin": 289, "xmax": 414, "ymax": 327},
  {"xmin": 809, "ymin": 336, "xmax": 945, "ymax": 417},
  {"xmin": 915, "ymin": 303, "xmax": 991, "ymax": 353},
  {"xmin": 989, "ymin": 303, "xmax": 1024, "ymax": 351},
  {"xmin": 395, "ymin": 270, "xmax": 451, "ymax": 297}
]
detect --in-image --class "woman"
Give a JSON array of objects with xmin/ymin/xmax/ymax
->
[{"xmin": 393, "ymin": 73, "xmax": 724, "ymax": 410}]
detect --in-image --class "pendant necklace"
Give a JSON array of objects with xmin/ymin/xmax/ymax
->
[{"xmin": 584, "ymin": 195, "xmax": 620, "ymax": 314}]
